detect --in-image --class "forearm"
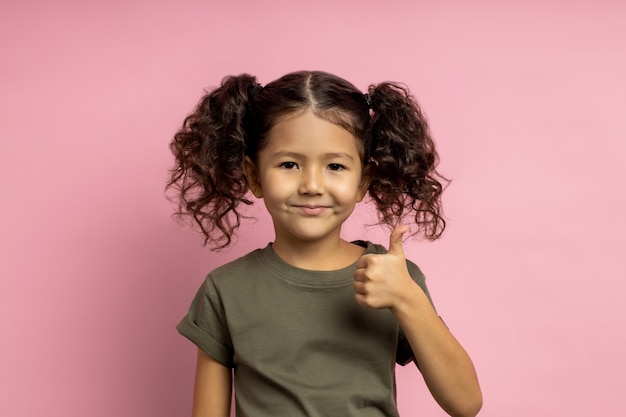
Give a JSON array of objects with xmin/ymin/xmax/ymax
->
[{"xmin": 391, "ymin": 284, "xmax": 482, "ymax": 417}]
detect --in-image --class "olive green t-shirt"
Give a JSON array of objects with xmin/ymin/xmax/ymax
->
[{"xmin": 177, "ymin": 241, "xmax": 434, "ymax": 417}]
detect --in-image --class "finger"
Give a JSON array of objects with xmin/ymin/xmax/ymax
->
[
  {"xmin": 353, "ymin": 269, "xmax": 366, "ymax": 283},
  {"xmin": 355, "ymin": 254, "xmax": 371, "ymax": 269},
  {"xmin": 353, "ymin": 281, "xmax": 366, "ymax": 294},
  {"xmin": 388, "ymin": 225, "xmax": 409, "ymax": 257},
  {"xmin": 354, "ymin": 292, "xmax": 367, "ymax": 307}
]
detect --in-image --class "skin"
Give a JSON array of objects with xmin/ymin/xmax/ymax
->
[
  {"xmin": 190, "ymin": 110, "xmax": 482, "ymax": 417},
  {"xmin": 191, "ymin": 349, "xmax": 231, "ymax": 417}
]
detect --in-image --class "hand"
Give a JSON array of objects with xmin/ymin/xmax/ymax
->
[{"xmin": 353, "ymin": 225, "xmax": 416, "ymax": 310}]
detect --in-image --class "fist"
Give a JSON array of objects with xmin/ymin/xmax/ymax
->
[{"xmin": 353, "ymin": 225, "xmax": 415, "ymax": 310}]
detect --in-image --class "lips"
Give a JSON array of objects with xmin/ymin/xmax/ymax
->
[{"xmin": 292, "ymin": 205, "xmax": 330, "ymax": 216}]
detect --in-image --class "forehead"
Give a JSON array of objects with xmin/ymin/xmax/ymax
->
[{"xmin": 263, "ymin": 110, "xmax": 362, "ymax": 158}]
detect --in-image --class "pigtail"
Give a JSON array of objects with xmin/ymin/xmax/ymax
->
[
  {"xmin": 166, "ymin": 74, "xmax": 260, "ymax": 249},
  {"xmin": 367, "ymin": 82, "xmax": 447, "ymax": 240}
]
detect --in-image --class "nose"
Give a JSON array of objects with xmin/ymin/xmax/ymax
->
[{"xmin": 298, "ymin": 167, "xmax": 324, "ymax": 195}]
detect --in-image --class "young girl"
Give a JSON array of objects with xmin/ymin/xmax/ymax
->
[{"xmin": 168, "ymin": 71, "xmax": 482, "ymax": 417}]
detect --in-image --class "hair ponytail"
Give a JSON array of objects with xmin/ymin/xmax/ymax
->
[
  {"xmin": 367, "ymin": 82, "xmax": 447, "ymax": 240},
  {"xmin": 166, "ymin": 74, "xmax": 260, "ymax": 249}
]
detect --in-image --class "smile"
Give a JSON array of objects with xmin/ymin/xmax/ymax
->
[{"xmin": 292, "ymin": 205, "xmax": 330, "ymax": 216}]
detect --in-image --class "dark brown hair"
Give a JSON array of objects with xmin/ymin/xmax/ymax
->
[{"xmin": 167, "ymin": 70, "xmax": 447, "ymax": 249}]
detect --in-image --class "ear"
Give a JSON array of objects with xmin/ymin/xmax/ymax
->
[
  {"xmin": 243, "ymin": 156, "xmax": 263, "ymax": 198},
  {"xmin": 356, "ymin": 164, "xmax": 373, "ymax": 202}
]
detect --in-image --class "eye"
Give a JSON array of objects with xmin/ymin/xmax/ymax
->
[
  {"xmin": 279, "ymin": 161, "xmax": 299, "ymax": 170},
  {"xmin": 327, "ymin": 163, "xmax": 345, "ymax": 171}
]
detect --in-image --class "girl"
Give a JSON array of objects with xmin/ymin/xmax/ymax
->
[{"xmin": 168, "ymin": 71, "xmax": 482, "ymax": 417}]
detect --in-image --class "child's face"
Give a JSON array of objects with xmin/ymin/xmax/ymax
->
[{"xmin": 244, "ymin": 110, "xmax": 369, "ymax": 246}]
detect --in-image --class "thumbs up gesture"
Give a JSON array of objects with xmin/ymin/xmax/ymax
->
[{"xmin": 353, "ymin": 225, "xmax": 416, "ymax": 310}]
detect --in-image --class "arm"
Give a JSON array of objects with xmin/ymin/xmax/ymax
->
[
  {"xmin": 191, "ymin": 348, "xmax": 232, "ymax": 417},
  {"xmin": 392, "ymin": 282, "xmax": 482, "ymax": 417},
  {"xmin": 354, "ymin": 226, "xmax": 482, "ymax": 417}
]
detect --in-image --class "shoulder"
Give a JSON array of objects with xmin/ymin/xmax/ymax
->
[
  {"xmin": 353, "ymin": 240, "xmax": 387, "ymax": 255},
  {"xmin": 206, "ymin": 245, "xmax": 270, "ymax": 286},
  {"xmin": 355, "ymin": 240, "xmax": 422, "ymax": 265}
]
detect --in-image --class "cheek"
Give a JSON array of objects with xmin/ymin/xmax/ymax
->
[
  {"xmin": 260, "ymin": 172, "xmax": 294, "ymax": 200},
  {"xmin": 335, "ymin": 177, "xmax": 366, "ymax": 200}
]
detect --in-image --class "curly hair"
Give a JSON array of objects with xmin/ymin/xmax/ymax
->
[
  {"xmin": 166, "ymin": 70, "xmax": 447, "ymax": 249},
  {"xmin": 366, "ymin": 82, "xmax": 447, "ymax": 240}
]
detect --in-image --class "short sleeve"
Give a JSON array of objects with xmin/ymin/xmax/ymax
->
[
  {"xmin": 176, "ymin": 276, "xmax": 234, "ymax": 368},
  {"xmin": 396, "ymin": 260, "xmax": 436, "ymax": 366}
]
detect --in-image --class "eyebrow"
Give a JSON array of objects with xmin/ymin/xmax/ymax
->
[{"xmin": 271, "ymin": 151, "xmax": 355, "ymax": 161}]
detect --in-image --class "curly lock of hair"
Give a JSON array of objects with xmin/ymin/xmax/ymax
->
[
  {"xmin": 366, "ymin": 81, "xmax": 448, "ymax": 240},
  {"xmin": 166, "ymin": 74, "xmax": 259, "ymax": 249}
]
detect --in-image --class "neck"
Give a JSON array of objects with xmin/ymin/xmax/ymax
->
[{"xmin": 271, "ymin": 235, "xmax": 363, "ymax": 271}]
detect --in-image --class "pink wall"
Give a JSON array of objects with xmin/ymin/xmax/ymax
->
[{"xmin": 1, "ymin": 1, "xmax": 625, "ymax": 416}]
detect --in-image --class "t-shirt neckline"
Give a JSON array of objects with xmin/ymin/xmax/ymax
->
[{"xmin": 256, "ymin": 241, "xmax": 375, "ymax": 289}]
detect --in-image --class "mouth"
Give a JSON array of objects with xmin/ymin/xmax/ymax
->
[{"xmin": 292, "ymin": 205, "xmax": 330, "ymax": 216}]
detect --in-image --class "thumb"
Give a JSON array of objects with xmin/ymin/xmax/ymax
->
[{"xmin": 388, "ymin": 225, "xmax": 409, "ymax": 257}]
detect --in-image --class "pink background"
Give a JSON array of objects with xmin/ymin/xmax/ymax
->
[{"xmin": 1, "ymin": 1, "xmax": 625, "ymax": 416}]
